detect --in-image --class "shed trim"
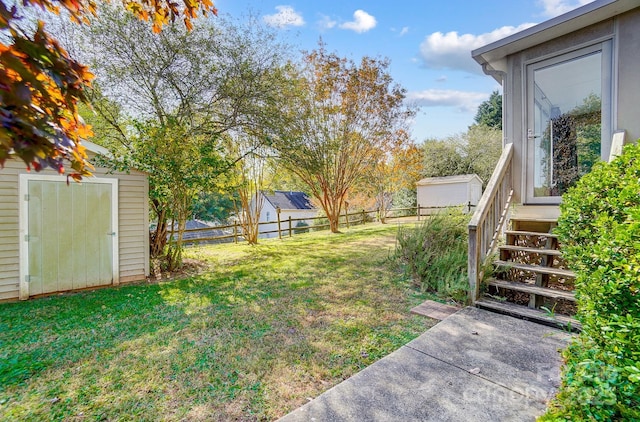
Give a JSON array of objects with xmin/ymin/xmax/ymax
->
[{"xmin": 416, "ymin": 174, "xmax": 483, "ymax": 186}]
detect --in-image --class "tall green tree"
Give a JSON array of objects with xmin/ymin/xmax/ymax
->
[
  {"xmin": 275, "ymin": 47, "xmax": 415, "ymax": 233},
  {"xmin": 474, "ymin": 90, "xmax": 502, "ymax": 130},
  {"xmin": 358, "ymin": 133, "xmax": 423, "ymax": 222},
  {"xmin": 82, "ymin": 10, "xmax": 290, "ymax": 267},
  {"xmin": 422, "ymin": 124, "xmax": 502, "ymax": 186},
  {"xmin": 192, "ymin": 192, "xmax": 237, "ymax": 224}
]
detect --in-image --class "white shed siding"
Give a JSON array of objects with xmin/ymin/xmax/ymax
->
[
  {"xmin": 469, "ymin": 183, "xmax": 483, "ymax": 206},
  {"xmin": 0, "ymin": 163, "xmax": 22, "ymax": 300},
  {"xmin": 418, "ymin": 182, "xmax": 468, "ymax": 208},
  {"xmin": 0, "ymin": 159, "xmax": 149, "ymax": 301},
  {"xmin": 416, "ymin": 175, "xmax": 483, "ymax": 212}
]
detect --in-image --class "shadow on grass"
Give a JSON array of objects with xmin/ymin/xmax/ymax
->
[{"xmin": 0, "ymin": 223, "xmax": 432, "ymax": 420}]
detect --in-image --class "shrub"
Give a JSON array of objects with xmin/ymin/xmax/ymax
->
[
  {"xmin": 395, "ymin": 210, "xmax": 469, "ymax": 303},
  {"xmin": 541, "ymin": 143, "xmax": 640, "ymax": 421},
  {"xmin": 293, "ymin": 221, "xmax": 310, "ymax": 234}
]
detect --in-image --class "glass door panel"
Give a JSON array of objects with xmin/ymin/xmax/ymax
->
[{"xmin": 526, "ymin": 43, "xmax": 610, "ymax": 203}]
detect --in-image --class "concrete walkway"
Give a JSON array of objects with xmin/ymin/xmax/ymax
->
[{"xmin": 279, "ymin": 307, "xmax": 571, "ymax": 422}]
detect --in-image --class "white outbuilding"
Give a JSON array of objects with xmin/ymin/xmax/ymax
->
[{"xmin": 416, "ymin": 174, "xmax": 483, "ymax": 213}]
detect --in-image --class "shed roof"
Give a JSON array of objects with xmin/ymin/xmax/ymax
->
[
  {"xmin": 84, "ymin": 140, "xmax": 111, "ymax": 156},
  {"xmin": 472, "ymin": 0, "xmax": 639, "ymax": 80},
  {"xmin": 417, "ymin": 174, "xmax": 483, "ymax": 186},
  {"xmin": 263, "ymin": 191, "xmax": 315, "ymax": 210}
]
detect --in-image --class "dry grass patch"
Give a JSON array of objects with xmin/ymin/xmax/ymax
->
[{"xmin": 0, "ymin": 223, "xmax": 435, "ymax": 421}]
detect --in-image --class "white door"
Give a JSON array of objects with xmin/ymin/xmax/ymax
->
[
  {"xmin": 20, "ymin": 176, "xmax": 118, "ymax": 298},
  {"xmin": 525, "ymin": 42, "xmax": 612, "ymax": 204}
]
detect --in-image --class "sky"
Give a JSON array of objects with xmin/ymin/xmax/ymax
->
[{"xmin": 215, "ymin": 0, "xmax": 594, "ymax": 141}]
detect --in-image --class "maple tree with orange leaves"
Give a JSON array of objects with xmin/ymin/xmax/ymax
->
[{"xmin": 0, "ymin": 0, "xmax": 217, "ymax": 180}]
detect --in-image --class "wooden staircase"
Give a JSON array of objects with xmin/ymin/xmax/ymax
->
[{"xmin": 475, "ymin": 215, "xmax": 581, "ymax": 332}]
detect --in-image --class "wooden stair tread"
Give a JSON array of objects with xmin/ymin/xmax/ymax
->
[
  {"xmin": 494, "ymin": 260, "xmax": 575, "ymax": 278},
  {"xmin": 510, "ymin": 217, "xmax": 558, "ymax": 223},
  {"xmin": 486, "ymin": 278, "xmax": 575, "ymax": 301},
  {"xmin": 498, "ymin": 245, "xmax": 562, "ymax": 256},
  {"xmin": 505, "ymin": 230, "xmax": 558, "ymax": 239},
  {"xmin": 475, "ymin": 298, "xmax": 581, "ymax": 332}
]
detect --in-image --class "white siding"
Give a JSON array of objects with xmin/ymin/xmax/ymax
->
[
  {"xmin": 0, "ymin": 164, "xmax": 21, "ymax": 300},
  {"xmin": 418, "ymin": 182, "xmax": 468, "ymax": 208},
  {"xmin": 259, "ymin": 201, "xmax": 278, "ymax": 239},
  {"xmin": 417, "ymin": 178, "xmax": 483, "ymax": 212},
  {"xmin": 259, "ymin": 204, "xmax": 317, "ymax": 239}
]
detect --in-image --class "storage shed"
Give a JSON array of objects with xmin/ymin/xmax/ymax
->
[
  {"xmin": 416, "ymin": 174, "xmax": 483, "ymax": 212},
  {"xmin": 0, "ymin": 142, "xmax": 149, "ymax": 301}
]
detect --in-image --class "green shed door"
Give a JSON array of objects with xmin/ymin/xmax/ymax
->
[{"xmin": 26, "ymin": 179, "xmax": 116, "ymax": 296}]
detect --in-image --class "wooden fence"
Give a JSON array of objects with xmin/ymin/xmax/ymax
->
[{"xmin": 165, "ymin": 202, "xmax": 476, "ymax": 246}]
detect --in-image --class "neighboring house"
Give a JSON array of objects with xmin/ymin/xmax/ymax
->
[
  {"xmin": 259, "ymin": 191, "xmax": 317, "ymax": 238},
  {"xmin": 0, "ymin": 141, "xmax": 149, "ymax": 301},
  {"xmin": 416, "ymin": 174, "xmax": 482, "ymax": 213},
  {"xmin": 467, "ymin": 0, "xmax": 639, "ymax": 320}
]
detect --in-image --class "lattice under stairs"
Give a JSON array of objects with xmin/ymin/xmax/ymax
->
[{"xmin": 475, "ymin": 216, "xmax": 581, "ymax": 332}]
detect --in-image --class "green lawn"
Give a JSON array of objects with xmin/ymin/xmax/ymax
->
[{"xmin": 0, "ymin": 223, "xmax": 435, "ymax": 421}]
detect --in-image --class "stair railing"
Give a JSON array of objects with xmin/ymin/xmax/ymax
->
[{"xmin": 468, "ymin": 142, "xmax": 514, "ymax": 303}]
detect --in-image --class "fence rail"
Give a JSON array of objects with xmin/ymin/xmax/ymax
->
[{"xmin": 161, "ymin": 202, "xmax": 476, "ymax": 246}]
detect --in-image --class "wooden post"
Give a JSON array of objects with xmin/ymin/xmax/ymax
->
[
  {"xmin": 233, "ymin": 221, "xmax": 238, "ymax": 244},
  {"xmin": 468, "ymin": 226, "xmax": 480, "ymax": 304},
  {"xmin": 276, "ymin": 207, "xmax": 282, "ymax": 240},
  {"xmin": 468, "ymin": 201, "xmax": 472, "ymax": 213},
  {"xmin": 288, "ymin": 216, "xmax": 292, "ymax": 237},
  {"xmin": 344, "ymin": 202, "xmax": 350, "ymax": 229},
  {"xmin": 417, "ymin": 205, "xmax": 421, "ymax": 221},
  {"xmin": 361, "ymin": 209, "xmax": 365, "ymax": 225}
]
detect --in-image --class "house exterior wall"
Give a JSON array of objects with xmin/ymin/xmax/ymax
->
[
  {"xmin": 417, "ymin": 180, "xmax": 482, "ymax": 209},
  {"xmin": 259, "ymin": 201, "xmax": 278, "ymax": 239},
  {"xmin": 503, "ymin": 8, "xmax": 640, "ymax": 204},
  {"xmin": 616, "ymin": 8, "xmax": 640, "ymax": 142},
  {"xmin": 504, "ymin": 19, "xmax": 615, "ymax": 203},
  {"xmin": 0, "ymin": 160, "xmax": 149, "ymax": 301}
]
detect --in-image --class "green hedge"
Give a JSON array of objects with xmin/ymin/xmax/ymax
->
[{"xmin": 541, "ymin": 143, "xmax": 640, "ymax": 421}]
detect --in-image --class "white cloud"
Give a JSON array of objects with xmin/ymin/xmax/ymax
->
[
  {"xmin": 263, "ymin": 6, "xmax": 305, "ymax": 29},
  {"xmin": 399, "ymin": 26, "xmax": 409, "ymax": 36},
  {"xmin": 339, "ymin": 10, "xmax": 377, "ymax": 33},
  {"xmin": 538, "ymin": 0, "xmax": 594, "ymax": 18},
  {"xmin": 407, "ymin": 89, "xmax": 489, "ymax": 112},
  {"xmin": 318, "ymin": 14, "xmax": 337, "ymax": 30},
  {"xmin": 419, "ymin": 23, "xmax": 536, "ymax": 73}
]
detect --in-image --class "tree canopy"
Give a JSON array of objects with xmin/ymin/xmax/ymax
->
[
  {"xmin": 274, "ymin": 46, "xmax": 415, "ymax": 233},
  {"xmin": 473, "ymin": 90, "xmax": 502, "ymax": 130},
  {"xmin": 0, "ymin": 0, "xmax": 217, "ymax": 179},
  {"xmin": 82, "ymin": 10, "xmax": 290, "ymax": 268},
  {"xmin": 422, "ymin": 124, "xmax": 502, "ymax": 186}
]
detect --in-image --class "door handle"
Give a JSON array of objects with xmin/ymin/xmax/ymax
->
[{"xmin": 527, "ymin": 129, "xmax": 541, "ymax": 140}]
